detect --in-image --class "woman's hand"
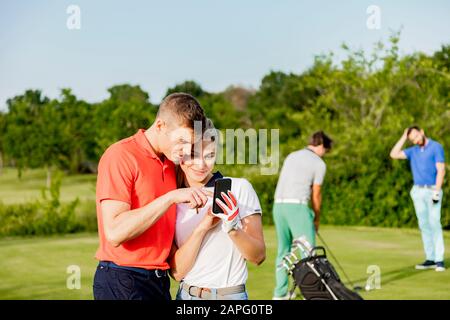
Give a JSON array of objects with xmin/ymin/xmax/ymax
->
[
  {"xmin": 196, "ymin": 206, "xmax": 221, "ymax": 233},
  {"xmin": 212, "ymin": 191, "xmax": 241, "ymax": 233}
]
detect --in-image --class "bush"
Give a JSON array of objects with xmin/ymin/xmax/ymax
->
[
  {"xmin": 0, "ymin": 173, "xmax": 92, "ymax": 236},
  {"xmin": 76, "ymin": 200, "xmax": 98, "ymax": 232}
]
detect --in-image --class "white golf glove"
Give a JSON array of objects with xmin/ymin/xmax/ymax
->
[
  {"xmin": 432, "ymin": 190, "xmax": 441, "ymax": 204},
  {"xmin": 212, "ymin": 191, "xmax": 241, "ymax": 233}
]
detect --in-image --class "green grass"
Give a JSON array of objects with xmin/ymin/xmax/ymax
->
[
  {"xmin": 1, "ymin": 167, "xmax": 449, "ymax": 299},
  {"xmin": 0, "ymin": 225, "xmax": 448, "ymax": 300},
  {"xmin": 0, "ymin": 167, "xmax": 98, "ymax": 231},
  {"xmin": 0, "ymin": 168, "xmax": 96, "ymax": 205}
]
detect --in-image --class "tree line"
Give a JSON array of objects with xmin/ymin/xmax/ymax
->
[{"xmin": 0, "ymin": 35, "xmax": 449, "ymax": 227}]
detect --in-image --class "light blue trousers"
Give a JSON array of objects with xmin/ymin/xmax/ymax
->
[{"xmin": 410, "ymin": 186, "xmax": 445, "ymax": 262}]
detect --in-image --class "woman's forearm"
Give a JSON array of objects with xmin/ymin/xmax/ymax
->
[
  {"xmin": 169, "ymin": 228, "xmax": 208, "ymax": 281},
  {"xmin": 228, "ymin": 228, "xmax": 266, "ymax": 265}
]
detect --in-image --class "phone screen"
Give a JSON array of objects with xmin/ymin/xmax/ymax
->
[{"xmin": 212, "ymin": 178, "xmax": 232, "ymax": 214}]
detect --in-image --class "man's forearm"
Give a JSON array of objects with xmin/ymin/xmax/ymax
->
[
  {"xmin": 390, "ymin": 133, "xmax": 407, "ymax": 158},
  {"xmin": 436, "ymin": 168, "xmax": 445, "ymax": 191},
  {"xmin": 107, "ymin": 191, "xmax": 175, "ymax": 246},
  {"xmin": 311, "ymin": 195, "xmax": 321, "ymax": 220}
]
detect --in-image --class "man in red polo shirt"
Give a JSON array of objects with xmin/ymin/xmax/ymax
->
[{"xmin": 93, "ymin": 93, "xmax": 209, "ymax": 300}]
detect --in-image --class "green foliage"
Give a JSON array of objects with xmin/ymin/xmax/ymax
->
[
  {"xmin": 50, "ymin": 89, "xmax": 97, "ymax": 173},
  {"xmin": 247, "ymin": 173, "xmax": 278, "ymax": 225},
  {"xmin": 0, "ymin": 171, "xmax": 88, "ymax": 236},
  {"xmin": 199, "ymin": 93, "xmax": 247, "ymax": 129},
  {"xmin": 1, "ymin": 34, "xmax": 449, "ymax": 228},
  {"xmin": 249, "ymin": 34, "xmax": 449, "ymax": 227},
  {"xmin": 94, "ymin": 84, "xmax": 157, "ymax": 160},
  {"xmin": 166, "ymin": 80, "xmax": 208, "ymax": 98},
  {"xmin": 0, "ymin": 111, "xmax": 5, "ymax": 166},
  {"xmin": 3, "ymin": 90, "xmax": 49, "ymax": 175},
  {"xmin": 229, "ymin": 34, "xmax": 449, "ymax": 228},
  {"xmin": 433, "ymin": 44, "xmax": 450, "ymax": 71}
]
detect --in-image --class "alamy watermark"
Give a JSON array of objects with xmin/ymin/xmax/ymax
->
[
  {"xmin": 365, "ymin": 265, "xmax": 381, "ymax": 291},
  {"xmin": 175, "ymin": 121, "xmax": 280, "ymax": 175},
  {"xmin": 66, "ymin": 265, "xmax": 81, "ymax": 290},
  {"xmin": 366, "ymin": 5, "xmax": 381, "ymax": 30},
  {"xmin": 66, "ymin": 5, "xmax": 81, "ymax": 30}
]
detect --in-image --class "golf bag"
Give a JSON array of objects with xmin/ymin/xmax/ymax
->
[{"xmin": 280, "ymin": 236, "xmax": 363, "ymax": 300}]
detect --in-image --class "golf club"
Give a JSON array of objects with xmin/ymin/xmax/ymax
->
[{"xmin": 316, "ymin": 232, "xmax": 363, "ymax": 291}]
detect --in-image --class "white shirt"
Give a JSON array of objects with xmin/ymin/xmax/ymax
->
[{"xmin": 175, "ymin": 177, "xmax": 262, "ymax": 288}]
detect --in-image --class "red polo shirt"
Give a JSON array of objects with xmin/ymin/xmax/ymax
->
[{"xmin": 95, "ymin": 129, "xmax": 177, "ymax": 270}]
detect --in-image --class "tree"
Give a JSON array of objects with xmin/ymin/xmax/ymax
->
[
  {"xmin": 0, "ymin": 111, "xmax": 6, "ymax": 174},
  {"xmin": 165, "ymin": 80, "xmax": 208, "ymax": 99},
  {"xmin": 3, "ymin": 90, "xmax": 50, "ymax": 178},
  {"xmin": 223, "ymin": 85, "xmax": 255, "ymax": 111},
  {"xmin": 0, "ymin": 36, "xmax": 448, "ymax": 228},
  {"xmin": 433, "ymin": 44, "xmax": 450, "ymax": 71},
  {"xmin": 44, "ymin": 89, "xmax": 97, "ymax": 174},
  {"xmin": 94, "ymin": 84, "xmax": 157, "ymax": 159}
]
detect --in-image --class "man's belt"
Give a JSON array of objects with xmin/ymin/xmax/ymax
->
[
  {"xmin": 414, "ymin": 185, "xmax": 436, "ymax": 189},
  {"xmin": 99, "ymin": 261, "xmax": 168, "ymax": 278},
  {"xmin": 275, "ymin": 198, "xmax": 309, "ymax": 204}
]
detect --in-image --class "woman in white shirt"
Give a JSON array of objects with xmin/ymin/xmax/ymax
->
[{"xmin": 168, "ymin": 121, "xmax": 266, "ymax": 300}]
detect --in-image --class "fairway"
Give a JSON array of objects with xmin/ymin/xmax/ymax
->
[
  {"xmin": 1, "ymin": 0, "xmax": 449, "ymax": 306},
  {"xmin": 0, "ymin": 168, "xmax": 96, "ymax": 205},
  {"xmin": 0, "ymin": 225, "xmax": 448, "ymax": 300}
]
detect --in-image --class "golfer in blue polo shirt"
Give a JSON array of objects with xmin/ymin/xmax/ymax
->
[{"xmin": 390, "ymin": 126, "xmax": 446, "ymax": 272}]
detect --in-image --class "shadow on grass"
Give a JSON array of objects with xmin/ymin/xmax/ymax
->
[{"xmin": 349, "ymin": 258, "xmax": 450, "ymax": 288}]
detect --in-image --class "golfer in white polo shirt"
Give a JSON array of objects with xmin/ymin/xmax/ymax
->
[{"xmin": 168, "ymin": 120, "xmax": 266, "ymax": 300}]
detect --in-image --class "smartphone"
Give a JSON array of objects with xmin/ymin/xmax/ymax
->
[{"xmin": 212, "ymin": 178, "xmax": 232, "ymax": 214}]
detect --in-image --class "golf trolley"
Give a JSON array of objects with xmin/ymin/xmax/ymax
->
[{"xmin": 279, "ymin": 235, "xmax": 363, "ymax": 300}]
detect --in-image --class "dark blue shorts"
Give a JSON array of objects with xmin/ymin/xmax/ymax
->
[{"xmin": 93, "ymin": 261, "xmax": 171, "ymax": 300}]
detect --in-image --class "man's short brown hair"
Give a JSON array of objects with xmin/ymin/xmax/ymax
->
[
  {"xmin": 407, "ymin": 125, "xmax": 421, "ymax": 137},
  {"xmin": 309, "ymin": 131, "xmax": 333, "ymax": 150},
  {"xmin": 157, "ymin": 92, "xmax": 206, "ymax": 129}
]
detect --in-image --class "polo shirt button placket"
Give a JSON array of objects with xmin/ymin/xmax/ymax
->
[{"xmin": 162, "ymin": 162, "xmax": 169, "ymax": 182}]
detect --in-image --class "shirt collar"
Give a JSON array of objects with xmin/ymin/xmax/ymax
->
[
  {"xmin": 305, "ymin": 147, "xmax": 320, "ymax": 158},
  {"xmin": 420, "ymin": 138, "xmax": 432, "ymax": 151},
  {"xmin": 205, "ymin": 171, "xmax": 224, "ymax": 187},
  {"xmin": 134, "ymin": 129, "xmax": 158, "ymax": 159}
]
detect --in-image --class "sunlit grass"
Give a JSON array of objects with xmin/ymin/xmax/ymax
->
[{"xmin": 0, "ymin": 225, "xmax": 448, "ymax": 300}]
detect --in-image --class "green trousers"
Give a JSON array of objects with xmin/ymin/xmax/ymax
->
[{"xmin": 273, "ymin": 203, "xmax": 316, "ymax": 298}]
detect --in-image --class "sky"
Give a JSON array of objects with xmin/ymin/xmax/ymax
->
[{"xmin": 0, "ymin": 0, "xmax": 449, "ymax": 110}]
